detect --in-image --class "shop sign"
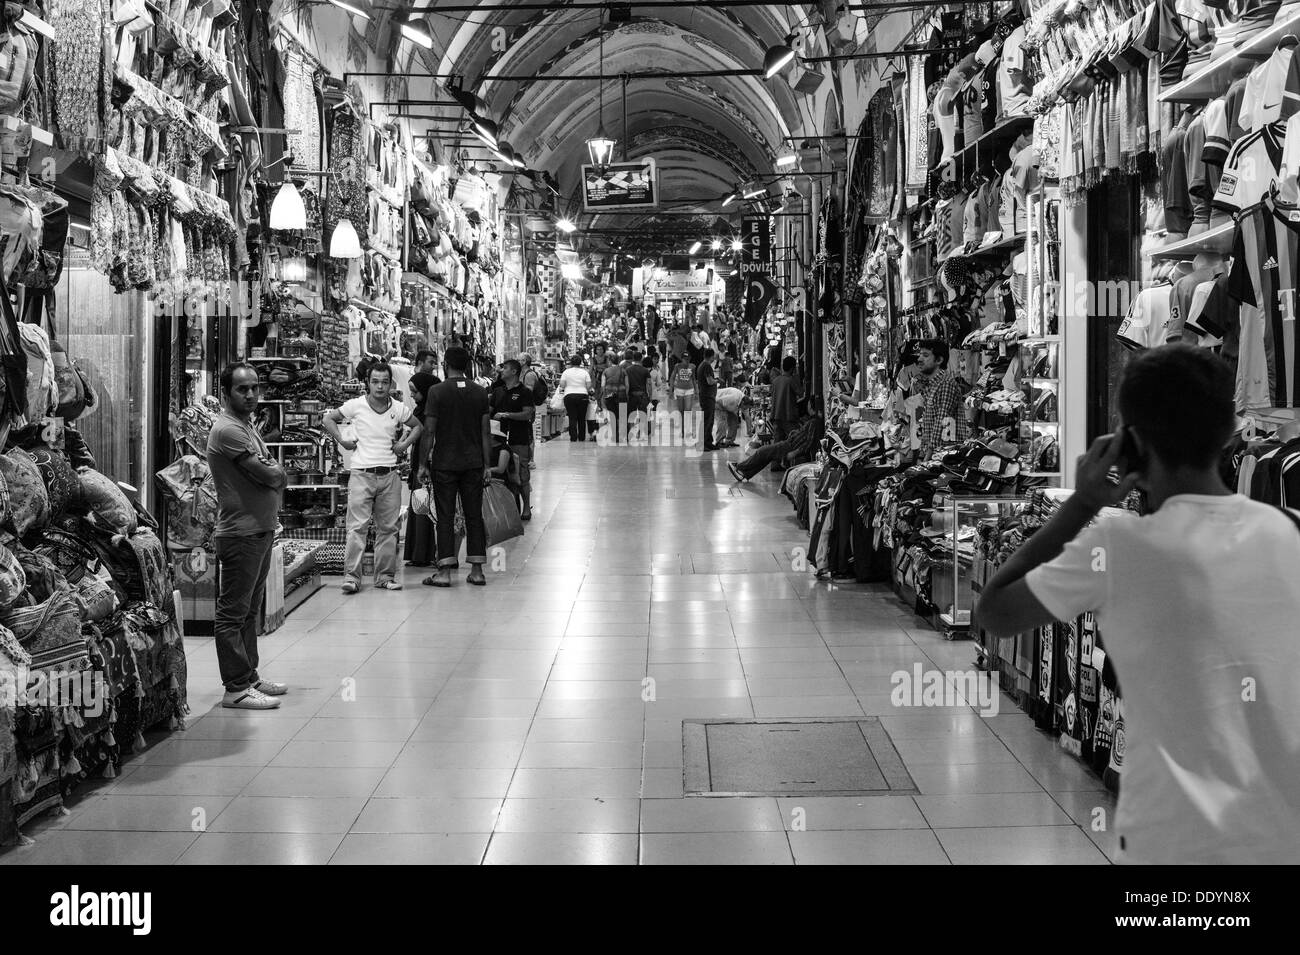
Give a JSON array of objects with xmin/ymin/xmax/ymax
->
[
  {"xmin": 581, "ymin": 158, "xmax": 659, "ymax": 211},
  {"xmin": 739, "ymin": 215, "xmax": 771, "ymax": 277},
  {"xmin": 642, "ymin": 268, "xmax": 712, "ymax": 295}
]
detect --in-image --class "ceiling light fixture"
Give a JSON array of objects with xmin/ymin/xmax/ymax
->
[
  {"xmin": 556, "ymin": 218, "xmax": 577, "ymax": 233},
  {"xmin": 586, "ymin": 8, "xmax": 618, "ymax": 168},
  {"xmin": 731, "ymin": 239, "xmax": 744, "ymax": 252},
  {"xmin": 743, "ymin": 182, "xmax": 767, "ymax": 200},
  {"xmin": 722, "ymin": 192, "xmax": 737, "ymax": 208},
  {"xmin": 327, "ymin": 0, "xmax": 370, "ymax": 18},
  {"xmin": 689, "ymin": 241, "xmax": 702, "ymax": 255},
  {"xmin": 399, "ymin": 19, "xmax": 434, "ymax": 50},
  {"xmin": 711, "ymin": 239, "xmax": 722, "ymax": 251},
  {"xmin": 763, "ymin": 34, "xmax": 797, "ymax": 79},
  {"xmin": 775, "ymin": 152, "xmax": 798, "ymax": 168},
  {"xmin": 471, "ymin": 114, "xmax": 499, "ymax": 148}
]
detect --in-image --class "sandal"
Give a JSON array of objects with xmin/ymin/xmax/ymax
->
[{"xmin": 422, "ymin": 574, "xmax": 452, "ymax": 588}]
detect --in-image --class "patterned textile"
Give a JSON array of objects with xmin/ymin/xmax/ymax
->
[
  {"xmin": 2, "ymin": 589, "xmax": 87, "ymax": 674},
  {"xmin": 76, "ymin": 469, "xmax": 138, "ymax": 535},
  {"xmin": 0, "ymin": 448, "xmax": 49, "ymax": 537},
  {"xmin": 47, "ymin": 0, "xmax": 109, "ymax": 141},
  {"xmin": 27, "ymin": 447, "xmax": 76, "ymax": 521},
  {"xmin": 0, "ymin": 545, "xmax": 23, "ymax": 610}
]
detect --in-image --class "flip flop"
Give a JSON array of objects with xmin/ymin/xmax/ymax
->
[
  {"xmin": 422, "ymin": 575, "xmax": 452, "ymax": 588},
  {"xmin": 467, "ymin": 575, "xmax": 487, "ymax": 586}
]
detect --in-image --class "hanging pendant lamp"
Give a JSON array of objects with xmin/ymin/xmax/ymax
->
[
  {"xmin": 585, "ymin": 12, "xmax": 617, "ymax": 169},
  {"xmin": 763, "ymin": 34, "xmax": 797, "ymax": 79},
  {"xmin": 269, "ymin": 180, "xmax": 306, "ymax": 230},
  {"xmin": 330, "ymin": 218, "xmax": 362, "ymax": 258}
]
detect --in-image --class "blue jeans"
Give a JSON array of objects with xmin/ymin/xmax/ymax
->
[{"xmin": 213, "ymin": 531, "xmax": 275, "ymax": 690}]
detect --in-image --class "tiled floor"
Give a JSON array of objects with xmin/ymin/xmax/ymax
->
[{"xmin": 0, "ymin": 440, "xmax": 1116, "ymax": 865}]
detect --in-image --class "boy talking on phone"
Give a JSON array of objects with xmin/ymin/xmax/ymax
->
[{"xmin": 979, "ymin": 345, "xmax": 1300, "ymax": 864}]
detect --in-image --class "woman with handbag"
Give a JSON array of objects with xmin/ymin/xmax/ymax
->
[
  {"xmin": 403, "ymin": 372, "xmax": 440, "ymax": 566},
  {"xmin": 558, "ymin": 354, "xmax": 594, "ymax": 442}
]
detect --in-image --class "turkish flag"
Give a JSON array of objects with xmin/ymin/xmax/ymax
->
[{"xmin": 744, "ymin": 272, "xmax": 778, "ymax": 327}]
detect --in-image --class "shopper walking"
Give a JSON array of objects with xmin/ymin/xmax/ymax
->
[
  {"xmin": 670, "ymin": 352, "xmax": 697, "ymax": 445},
  {"xmin": 912, "ymin": 338, "xmax": 969, "ymax": 458},
  {"xmin": 979, "ymin": 346, "xmax": 1300, "ymax": 864},
  {"xmin": 491, "ymin": 358, "xmax": 535, "ymax": 520},
  {"xmin": 558, "ymin": 354, "xmax": 593, "ymax": 442},
  {"xmin": 697, "ymin": 348, "xmax": 720, "ymax": 452},
  {"xmin": 403, "ymin": 372, "xmax": 441, "ymax": 566},
  {"xmin": 418, "ymin": 346, "xmax": 491, "ymax": 587},
  {"xmin": 714, "ymin": 385, "xmax": 748, "ymax": 447},
  {"xmin": 600, "ymin": 354, "xmax": 630, "ymax": 444},
  {"xmin": 624, "ymin": 348, "xmax": 651, "ymax": 442},
  {"xmin": 323, "ymin": 362, "xmax": 422, "ymax": 594},
  {"xmin": 728, "ymin": 401, "xmax": 823, "ymax": 482},
  {"xmin": 771, "ymin": 356, "xmax": 803, "ymax": 440},
  {"xmin": 206, "ymin": 362, "xmax": 289, "ymax": 710}
]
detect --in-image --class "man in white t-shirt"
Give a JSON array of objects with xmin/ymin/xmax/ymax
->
[
  {"xmin": 323, "ymin": 362, "xmax": 423, "ymax": 594},
  {"xmin": 979, "ymin": 345, "xmax": 1300, "ymax": 864}
]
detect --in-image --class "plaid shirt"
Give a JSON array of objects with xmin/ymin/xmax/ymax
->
[{"xmin": 915, "ymin": 370, "xmax": 968, "ymax": 457}]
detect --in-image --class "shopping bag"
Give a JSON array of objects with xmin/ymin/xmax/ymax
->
[
  {"xmin": 481, "ymin": 479, "xmax": 523, "ymax": 546},
  {"xmin": 411, "ymin": 485, "xmax": 433, "ymax": 517},
  {"xmin": 549, "ymin": 391, "xmax": 566, "ymax": 413}
]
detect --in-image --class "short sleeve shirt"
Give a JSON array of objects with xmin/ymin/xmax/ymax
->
[
  {"xmin": 206, "ymin": 412, "xmax": 283, "ymax": 537},
  {"xmin": 337, "ymin": 396, "xmax": 413, "ymax": 468},
  {"xmin": 490, "ymin": 383, "xmax": 535, "ymax": 445},
  {"xmin": 427, "ymin": 378, "xmax": 491, "ymax": 471},
  {"xmin": 1213, "ymin": 121, "xmax": 1286, "ymax": 214},
  {"xmin": 1117, "ymin": 284, "xmax": 1174, "ymax": 349},
  {"xmin": 997, "ymin": 26, "xmax": 1030, "ymax": 119}
]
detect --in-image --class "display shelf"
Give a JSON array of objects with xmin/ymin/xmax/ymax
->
[
  {"xmin": 1159, "ymin": 12, "xmax": 1300, "ymax": 103},
  {"xmin": 952, "ymin": 233, "xmax": 1026, "ymax": 262},
  {"xmin": 1148, "ymin": 222, "xmax": 1234, "ymax": 259},
  {"xmin": 932, "ymin": 114, "xmax": 1035, "ymax": 173}
]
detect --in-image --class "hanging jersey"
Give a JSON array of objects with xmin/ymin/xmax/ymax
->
[
  {"xmin": 1213, "ymin": 121, "xmax": 1286, "ymax": 214},
  {"xmin": 1227, "ymin": 196, "xmax": 1300, "ymax": 408},
  {"xmin": 1237, "ymin": 48, "xmax": 1297, "ymax": 132},
  {"xmin": 1117, "ymin": 284, "xmax": 1174, "ymax": 349}
]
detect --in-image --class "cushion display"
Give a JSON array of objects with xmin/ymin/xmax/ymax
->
[{"xmin": 76, "ymin": 468, "xmax": 138, "ymax": 535}]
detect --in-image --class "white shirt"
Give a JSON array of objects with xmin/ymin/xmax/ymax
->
[
  {"xmin": 1025, "ymin": 495, "xmax": 1300, "ymax": 864},
  {"xmin": 336, "ymin": 396, "xmax": 413, "ymax": 468},
  {"xmin": 1116, "ymin": 285, "xmax": 1173, "ymax": 350},
  {"xmin": 997, "ymin": 25, "xmax": 1030, "ymax": 119},
  {"xmin": 715, "ymin": 387, "xmax": 745, "ymax": 414},
  {"xmin": 558, "ymin": 366, "xmax": 593, "ymax": 395}
]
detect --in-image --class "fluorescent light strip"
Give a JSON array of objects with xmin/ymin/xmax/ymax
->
[
  {"xmin": 328, "ymin": 0, "xmax": 371, "ymax": 18},
  {"xmin": 400, "ymin": 21, "xmax": 434, "ymax": 49}
]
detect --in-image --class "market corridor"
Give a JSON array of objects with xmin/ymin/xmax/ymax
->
[{"xmin": 1, "ymin": 442, "xmax": 1114, "ymax": 865}]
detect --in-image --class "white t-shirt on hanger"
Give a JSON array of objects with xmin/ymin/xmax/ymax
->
[{"xmin": 997, "ymin": 26, "xmax": 1031, "ymax": 119}]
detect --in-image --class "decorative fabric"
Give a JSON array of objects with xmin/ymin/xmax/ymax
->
[
  {"xmin": 76, "ymin": 468, "xmax": 138, "ymax": 535},
  {"xmin": 1, "ymin": 588, "xmax": 87, "ymax": 674},
  {"xmin": 0, "ymin": 448, "xmax": 49, "ymax": 536},
  {"xmin": 0, "ymin": 544, "xmax": 24, "ymax": 610},
  {"xmin": 27, "ymin": 447, "xmax": 76, "ymax": 521}
]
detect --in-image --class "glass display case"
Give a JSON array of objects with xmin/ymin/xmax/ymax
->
[{"xmin": 931, "ymin": 495, "xmax": 1030, "ymax": 638}]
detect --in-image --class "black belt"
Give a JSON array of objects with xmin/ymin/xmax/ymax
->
[{"xmin": 356, "ymin": 466, "xmax": 397, "ymax": 475}]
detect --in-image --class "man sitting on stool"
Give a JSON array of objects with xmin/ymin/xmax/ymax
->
[{"xmin": 728, "ymin": 398, "xmax": 824, "ymax": 482}]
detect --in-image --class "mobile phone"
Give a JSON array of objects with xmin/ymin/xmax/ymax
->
[{"xmin": 1116, "ymin": 426, "xmax": 1145, "ymax": 473}]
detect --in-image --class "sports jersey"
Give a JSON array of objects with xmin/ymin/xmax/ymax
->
[
  {"xmin": 1212, "ymin": 121, "xmax": 1285, "ymax": 215},
  {"xmin": 962, "ymin": 187, "xmax": 982, "ymax": 244},
  {"xmin": 1235, "ymin": 0, "xmax": 1283, "ymax": 47},
  {"xmin": 997, "ymin": 25, "xmax": 1030, "ymax": 118},
  {"xmin": 934, "ymin": 197, "xmax": 955, "ymax": 260},
  {"xmin": 1237, "ymin": 47, "xmax": 1297, "ymax": 132},
  {"xmin": 1282, "ymin": 111, "xmax": 1300, "ymax": 200},
  {"xmin": 961, "ymin": 79, "xmax": 984, "ymax": 145},
  {"xmin": 1169, "ymin": 266, "xmax": 1222, "ymax": 341},
  {"xmin": 979, "ymin": 54, "xmax": 1000, "ymax": 131},
  {"xmin": 934, "ymin": 75, "xmax": 960, "ymax": 163},
  {"xmin": 1184, "ymin": 112, "xmax": 1215, "ymax": 226},
  {"xmin": 1227, "ymin": 195, "xmax": 1300, "ymax": 408},
  {"xmin": 1162, "ymin": 115, "xmax": 1194, "ymax": 235},
  {"xmin": 1117, "ymin": 284, "xmax": 1174, "ymax": 349},
  {"xmin": 1201, "ymin": 97, "xmax": 1230, "ymax": 166},
  {"xmin": 1182, "ymin": 275, "xmax": 1226, "ymax": 344}
]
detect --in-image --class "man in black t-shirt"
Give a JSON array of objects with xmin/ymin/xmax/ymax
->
[
  {"xmin": 419, "ymin": 346, "xmax": 492, "ymax": 587},
  {"xmin": 697, "ymin": 348, "xmax": 720, "ymax": 452},
  {"xmin": 491, "ymin": 359, "xmax": 536, "ymax": 520}
]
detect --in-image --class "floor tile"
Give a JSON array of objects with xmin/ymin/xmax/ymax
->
[
  {"xmin": 330, "ymin": 833, "xmax": 490, "ymax": 865},
  {"xmin": 483, "ymin": 832, "xmax": 638, "ymax": 865},
  {"xmin": 935, "ymin": 826, "xmax": 1111, "ymax": 865},
  {"xmin": 789, "ymin": 829, "xmax": 950, "ymax": 865},
  {"xmin": 640, "ymin": 832, "xmax": 793, "ymax": 865}
]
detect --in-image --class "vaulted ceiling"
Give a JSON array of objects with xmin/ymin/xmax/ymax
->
[{"xmin": 389, "ymin": 2, "xmax": 830, "ymax": 257}]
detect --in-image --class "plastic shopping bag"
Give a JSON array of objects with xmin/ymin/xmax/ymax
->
[{"xmin": 482, "ymin": 479, "xmax": 524, "ymax": 546}]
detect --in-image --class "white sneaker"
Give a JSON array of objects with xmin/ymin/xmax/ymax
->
[
  {"xmin": 253, "ymin": 679, "xmax": 288, "ymax": 696},
  {"xmin": 377, "ymin": 580, "xmax": 403, "ymax": 591},
  {"xmin": 222, "ymin": 687, "xmax": 281, "ymax": 710}
]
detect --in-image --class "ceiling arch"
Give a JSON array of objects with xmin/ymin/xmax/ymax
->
[{"xmin": 391, "ymin": 2, "xmax": 827, "ymax": 254}]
